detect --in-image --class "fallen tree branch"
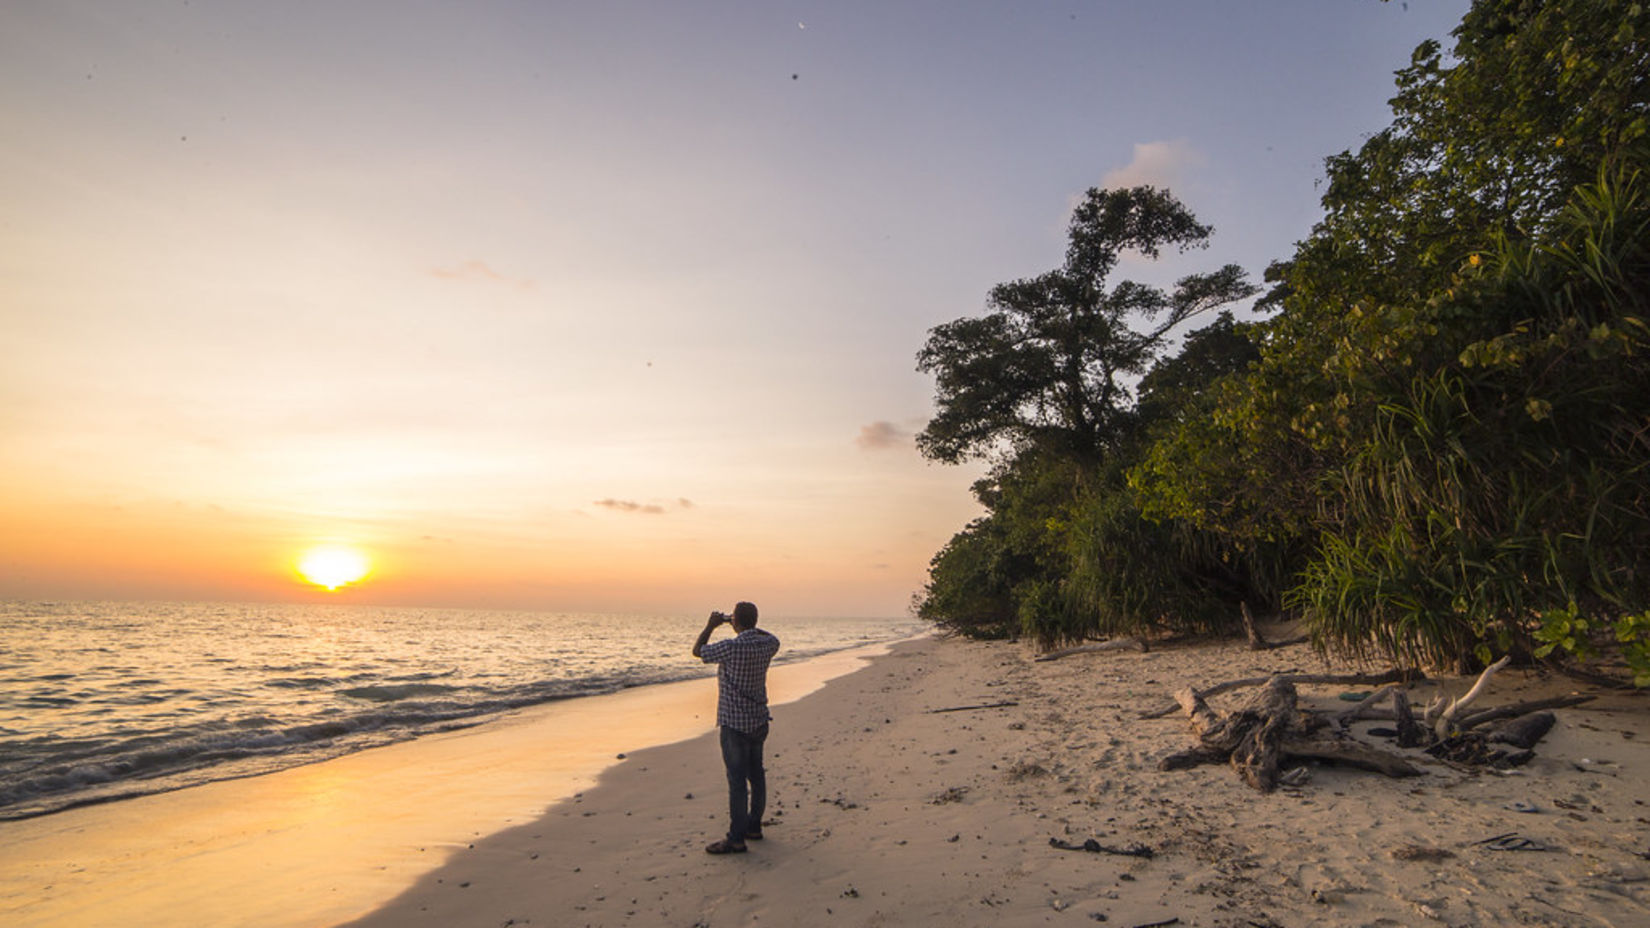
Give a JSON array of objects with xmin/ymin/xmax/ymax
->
[
  {"xmin": 1279, "ymin": 735, "xmax": 1421, "ymax": 778},
  {"xmin": 1140, "ymin": 669, "xmax": 1424, "ymax": 719},
  {"xmin": 1435, "ymin": 655, "xmax": 1512, "ymax": 738},
  {"xmin": 1486, "ymin": 711, "xmax": 1557, "ymax": 750},
  {"xmin": 1332, "ymin": 683, "xmax": 1398, "ymax": 729},
  {"xmin": 1173, "ymin": 677, "xmax": 1420, "ymax": 790},
  {"xmin": 1455, "ymin": 694, "xmax": 1595, "ymax": 731},
  {"xmin": 927, "ymin": 701, "xmax": 1018, "ymax": 714},
  {"xmin": 1034, "ymin": 638, "xmax": 1147, "ymax": 662},
  {"xmin": 1173, "ymin": 686, "xmax": 1223, "ymax": 731},
  {"xmin": 1422, "ymin": 692, "xmax": 1446, "ymax": 724}
]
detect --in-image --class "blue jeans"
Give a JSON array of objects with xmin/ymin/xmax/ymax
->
[{"xmin": 719, "ymin": 722, "xmax": 768, "ymax": 844}]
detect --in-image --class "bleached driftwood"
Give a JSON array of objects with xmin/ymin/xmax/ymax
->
[
  {"xmin": 1173, "ymin": 682, "xmax": 1294, "ymax": 790},
  {"xmin": 1455, "ymin": 694, "xmax": 1594, "ymax": 730},
  {"xmin": 1157, "ymin": 653, "xmax": 1595, "ymax": 777},
  {"xmin": 1167, "ymin": 678, "xmax": 1420, "ymax": 791},
  {"xmin": 1034, "ymin": 638, "xmax": 1148, "ymax": 662},
  {"xmin": 1434, "ymin": 655, "xmax": 1512, "ymax": 738},
  {"xmin": 1331, "ymin": 683, "xmax": 1399, "ymax": 729},
  {"xmin": 1280, "ymin": 735, "xmax": 1424, "ymax": 778},
  {"xmin": 1343, "ymin": 693, "xmax": 1595, "ymax": 728},
  {"xmin": 1139, "ymin": 669, "xmax": 1424, "ymax": 719},
  {"xmin": 1422, "ymin": 694, "xmax": 1446, "ymax": 725}
]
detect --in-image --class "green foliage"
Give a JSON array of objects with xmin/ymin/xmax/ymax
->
[
  {"xmin": 1278, "ymin": 0, "xmax": 1650, "ymax": 312},
  {"xmin": 1619, "ymin": 614, "xmax": 1650, "ymax": 688},
  {"xmin": 912, "ymin": 516, "xmax": 1018, "ymax": 639},
  {"xmin": 1133, "ymin": 311, "xmax": 1261, "ymax": 427},
  {"xmin": 913, "ymin": 188, "xmax": 1261, "ymax": 646},
  {"xmin": 1286, "ymin": 161, "xmax": 1650, "ymax": 674},
  {"xmin": 1129, "ymin": 344, "xmax": 1328, "ymax": 548},
  {"xmin": 1061, "ymin": 465, "xmax": 1286, "ymax": 646},
  {"xmin": 913, "ymin": 450, "xmax": 1083, "ymax": 640},
  {"xmin": 1532, "ymin": 602, "xmax": 1590, "ymax": 660},
  {"xmin": 915, "ymin": 445, "xmax": 1289, "ymax": 649},
  {"xmin": 915, "ymin": 310, "xmax": 1283, "ymax": 646},
  {"xmin": 1535, "ymin": 606, "xmax": 1650, "ymax": 688},
  {"xmin": 1209, "ymin": 0, "xmax": 1650, "ymax": 555},
  {"xmin": 1130, "ymin": 0, "xmax": 1650, "ymax": 681},
  {"xmin": 918, "ymin": 0, "xmax": 1650, "ymax": 681}
]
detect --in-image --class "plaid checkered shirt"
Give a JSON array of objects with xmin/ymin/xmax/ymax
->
[{"xmin": 699, "ymin": 627, "xmax": 780, "ymax": 733}]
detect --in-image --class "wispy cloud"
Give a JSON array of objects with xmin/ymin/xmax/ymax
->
[
  {"xmin": 1100, "ymin": 140, "xmax": 1206, "ymax": 190},
  {"xmin": 430, "ymin": 259, "xmax": 535, "ymax": 290},
  {"xmin": 594, "ymin": 499, "xmax": 665, "ymax": 514},
  {"xmin": 855, "ymin": 421, "xmax": 911, "ymax": 451},
  {"xmin": 594, "ymin": 497, "xmax": 695, "ymax": 515}
]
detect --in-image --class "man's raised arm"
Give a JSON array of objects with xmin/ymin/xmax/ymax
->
[{"xmin": 692, "ymin": 611, "xmax": 727, "ymax": 658}]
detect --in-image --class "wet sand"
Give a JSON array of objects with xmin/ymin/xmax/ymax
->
[{"xmin": 0, "ymin": 642, "xmax": 895, "ymax": 928}]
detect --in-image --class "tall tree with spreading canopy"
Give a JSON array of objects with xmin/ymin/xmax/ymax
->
[
  {"xmin": 916, "ymin": 186, "xmax": 1257, "ymax": 468},
  {"xmin": 913, "ymin": 187, "xmax": 1257, "ymax": 643}
]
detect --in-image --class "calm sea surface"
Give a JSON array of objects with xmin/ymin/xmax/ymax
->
[{"xmin": 0, "ymin": 601, "xmax": 923, "ymax": 820}]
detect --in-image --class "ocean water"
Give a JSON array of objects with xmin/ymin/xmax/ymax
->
[{"xmin": 0, "ymin": 601, "xmax": 923, "ymax": 820}]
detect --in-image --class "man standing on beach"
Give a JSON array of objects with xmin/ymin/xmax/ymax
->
[{"xmin": 692, "ymin": 601, "xmax": 780, "ymax": 855}]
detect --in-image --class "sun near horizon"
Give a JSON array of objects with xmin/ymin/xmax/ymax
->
[{"xmin": 296, "ymin": 546, "xmax": 372, "ymax": 592}]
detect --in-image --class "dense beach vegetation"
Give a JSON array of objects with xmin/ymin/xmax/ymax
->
[{"xmin": 913, "ymin": 0, "xmax": 1650, "ymax": 685}]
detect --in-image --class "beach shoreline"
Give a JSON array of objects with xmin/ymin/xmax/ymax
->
[
  {"xmin": 345, "ymin": 633, "xmax": 1649, "ymax": 928},
  {"xmin": 0, "ymin": 637, "xmax": 907, "ymax": 928},
  {"xmin": 5, "ymin": 631, "xmax": 1648, "ymax": 927}
]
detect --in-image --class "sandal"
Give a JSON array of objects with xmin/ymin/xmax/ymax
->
[
  {"xmin": 705, "ymin": 839, "xmax": 747, "ymax": 855},
  {"xmin": 745, "ymin": 829, "xmax": 764, "ymax": 841}
]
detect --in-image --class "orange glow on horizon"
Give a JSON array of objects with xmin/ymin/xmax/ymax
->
[{"xmin": 296, "ymin": 546, "xmax": 371, "ymax": 592}]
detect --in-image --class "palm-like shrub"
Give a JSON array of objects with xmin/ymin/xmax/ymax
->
[{"xmin": 1292, "ymin": 164, "xmax": 1650, "ymax": 674}]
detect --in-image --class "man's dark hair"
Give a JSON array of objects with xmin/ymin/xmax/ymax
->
[{"xmin": 732, "ymin": 601, "xmax": 759, "ymax": 628}]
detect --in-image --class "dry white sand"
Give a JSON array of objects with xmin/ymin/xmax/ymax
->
[{"xmin": 342, "ymin": 633, "xmax": 1650, "ymax": 928}]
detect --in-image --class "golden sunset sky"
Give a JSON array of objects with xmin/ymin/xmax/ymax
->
[{"xmin": 0, "ymin": 1, "xmax": 1467, "ymax": 615}]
